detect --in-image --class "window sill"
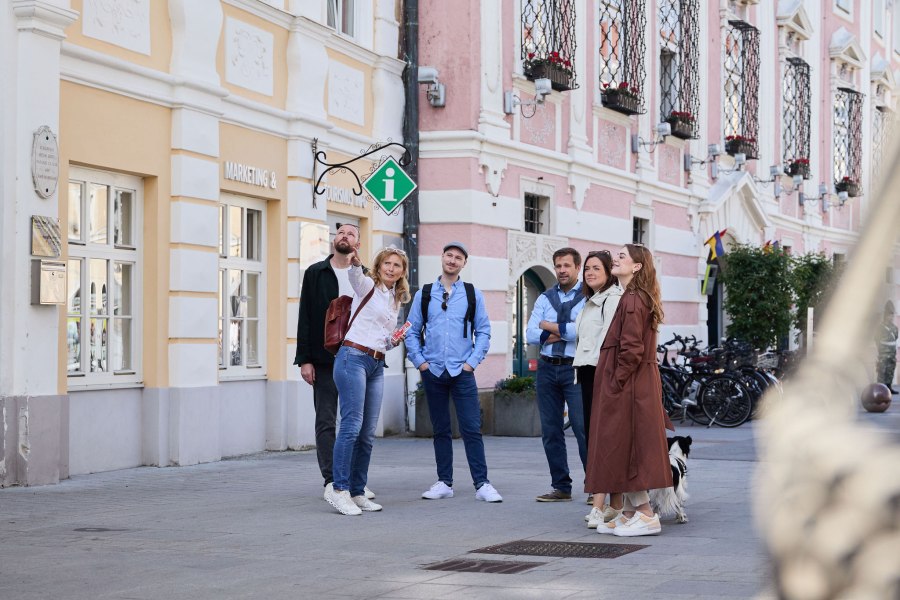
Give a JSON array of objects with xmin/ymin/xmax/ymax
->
[
  {"xmin": 67, "ymin": 381, "xmax": 144, "ymax": 392},
  {"xmin": 219, "ymin": 373, "xmax": 268, "ymax": 383}
]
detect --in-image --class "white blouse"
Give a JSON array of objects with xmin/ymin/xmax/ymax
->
[{"xmin": 345, "ymin": 265, "xmax": 400, "ymax": 353}]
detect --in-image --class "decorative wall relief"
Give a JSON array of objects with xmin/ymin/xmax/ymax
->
[
  {"xmin": 82, "ymin": 0, "xmax": 151, "ymax": 55},
  {"xmin": 599, "ymin": 121, "xmax": 625, "ymax": 167},
  {"xmin": 660, "ymin": 144, "xmax": 680, "ymax": 185},
  {"xmin": 328, "ymin": 62, "xmax": 366, "ymax": 126},
  {"xmin": 225, "ymin": 18, "xmax": 274, "ymax": 96}
]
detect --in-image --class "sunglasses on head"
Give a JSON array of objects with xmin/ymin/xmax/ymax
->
[
  {"xmin": 441, "ymin": 290, "xmax": 450, "ymax": 310},
  {"xmin": 588, "ymin": 250, "xmax": 611, "ymax": 258}
]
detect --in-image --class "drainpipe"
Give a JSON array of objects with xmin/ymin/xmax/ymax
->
[
  {"xmin": 401, "ymin": 0, "xmax": 419, "ymax": 295},
  {"xmin": 400, "ymin": 0, "xmax": 420, "ymax": 434}
]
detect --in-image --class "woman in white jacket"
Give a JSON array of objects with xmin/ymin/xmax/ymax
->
[{"xmin": 573, "ymin": 250, "xmax": 624, "ymax": 527}]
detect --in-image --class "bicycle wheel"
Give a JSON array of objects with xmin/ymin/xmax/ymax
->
[
  {"xmin": 700, "ymin": 375, "xmax": 752, "ymax": 427},
  {"xmin": 659, "ymin": 370, "xmax": 684, "ymax": 419}
]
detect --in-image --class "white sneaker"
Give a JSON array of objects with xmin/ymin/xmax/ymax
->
[
  {"xmin": 585, "ymin": 507, "xmax": 603, "ymax": 528},
  {"xmin": 324, "ymin": 486, "xmax": 362, "ymax": 516},
  {"xmin": 422, "ymin": 481, "xmax": 454, "ymax": 499},
  {"xmin": 597, "ymin": 512, "xmax": 631, "ymax": 535},
  {"xmin": 475, "ymin": 483, "xmax": 503, "ymax": 502},
  {"xmin": 351, "ymin": 495, "xmax": 383, "ymax": 512},
  {"xmin": 364, "ymin": 486, "xmax": 375, "ymax": 500},
  {"xmin": 612, "ymin": 512, "xmax": 662, "ymax": 537},
  {"xmin": 324, "ymin": 482, "xmax": 333, "ymax": 500},
  {"xmin": 584, "ymin": 505, "xmax": 621, "ymax": 524}
]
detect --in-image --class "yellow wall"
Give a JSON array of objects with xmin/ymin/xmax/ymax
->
[
  {"xmin": 58, "ymin": 81, "xmax": 172, "ymax": 392},
  {"xmin": 64, "ymin": 0, "xmax": 172, "ymax": 73}
]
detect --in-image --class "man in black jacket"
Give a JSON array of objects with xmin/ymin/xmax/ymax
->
[{"xmin": 295, "ymin": 223, "xmax": 364, "ymax": 492}]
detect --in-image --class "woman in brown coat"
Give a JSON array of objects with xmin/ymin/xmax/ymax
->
[{"xmin": 586, "ymin": 244, "xmax": 673, "ymax": 537}]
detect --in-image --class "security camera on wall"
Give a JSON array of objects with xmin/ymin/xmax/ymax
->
[{"xmin": 534, "ymin": 78, "xmax": 552, "ymax": 102}]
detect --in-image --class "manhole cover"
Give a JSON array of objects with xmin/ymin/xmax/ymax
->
[
  {"xmin": 422, "ymin": 558, "xmax": 545, "ymax": 574},
  {"xmin": 471, "ymin": 540, "xmax": 646, "ymax": 559}
]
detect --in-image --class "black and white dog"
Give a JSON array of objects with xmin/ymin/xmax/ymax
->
[{"xmin": 650, "ymin": 435, "xmax": 692, "ymax": 523}]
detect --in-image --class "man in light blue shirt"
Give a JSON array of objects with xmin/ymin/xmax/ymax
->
[
  {"xmin": 526, "ymin": 247, "xmax": 587, "ymax": 502},
  {"xmin": 406, "ymin": 242, "xmax": 502, "ymax": 502}
]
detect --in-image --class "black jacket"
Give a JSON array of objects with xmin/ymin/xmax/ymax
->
[{"xmin": 294, "ymin": 255, "xmax": 340, "ymax": 367}]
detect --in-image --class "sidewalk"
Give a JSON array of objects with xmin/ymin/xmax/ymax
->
[{"xmin": 2, "ymin": 422, "xmax": 770, "ymax": 600}]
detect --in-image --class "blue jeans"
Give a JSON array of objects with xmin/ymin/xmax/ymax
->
[
  {"xmin": 536, "ymin": 361, "xmax": 586, "ymax": 494},
  {"xmin": 421, "ymin": 368, "xmax": 489, "ymax": 489},
  {"xmin": 332, "ymin": 346, "xmax": 384, "ymax": 497}
]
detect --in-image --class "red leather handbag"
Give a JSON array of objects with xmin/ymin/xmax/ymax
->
[{"xmin": 323, "ymin": 288, "xmax": 375, "ymax": 355}]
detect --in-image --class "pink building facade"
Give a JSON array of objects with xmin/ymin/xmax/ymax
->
[{"xmin": 415, "ymin": 0, "xmax": 900, "ymax": 389}]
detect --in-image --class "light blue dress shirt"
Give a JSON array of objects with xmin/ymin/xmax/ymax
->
[
  {"xmin": 405, "ymin": 277, "xmax": 491, "ymax": 377},
  {"xmin": 526, "ymin": 283, "xmax": 586, "ymax": 358}
]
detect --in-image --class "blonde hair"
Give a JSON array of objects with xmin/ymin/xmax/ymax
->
[
  {"xmin": 370, "ymin": 247, "xmax": 411, "ymax": 307},
  {"xmin": 625, "ymin": 244, "xmax": 665, "ymax": 331}
]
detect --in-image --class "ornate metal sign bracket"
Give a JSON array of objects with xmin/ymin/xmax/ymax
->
[{"xmin": 311, "ymin": 138, "xmax": 412, "ymax": 207}]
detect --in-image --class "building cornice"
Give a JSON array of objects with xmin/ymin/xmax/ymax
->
[
  {"xmin": 12, "ymin": 0, "xmax": 79, "ymax": 41},
  {"xmin": 223, "ymin": 0, "xmax": 294, "ymax": 29}
]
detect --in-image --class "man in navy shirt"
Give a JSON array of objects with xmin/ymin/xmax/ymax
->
[
  {"xmin": 527, "ymin": 247, "xmax": 587, "ymax": 502},
  {"xmin": 406, "ymin": 242, "xmax": 502, "ymax": 502}
]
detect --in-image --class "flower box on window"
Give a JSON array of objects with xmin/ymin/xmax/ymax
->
[
  {"xmin": 524, "ymin": 53, "xmax": 574, "ymax": 92},
  {"xmin": 786, "ymin": 159, "xmax": 810, "ymax": 179},
  {"xmin": 835, "ymin": 178, "xmax": 860, "ymax": 197},
  {"xmin": 601, "ymin": 83, "xmax": 641, "ymax": 116},
  {"xmin": 665, "ymin": 112, "xmax": 695, "ymax": 140},
  {"xmin": 725, "ymin": 136, "xmax": 756, "ymax": 158}
]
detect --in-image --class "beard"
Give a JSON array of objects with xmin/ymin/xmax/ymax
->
[{"xmin": 334, "ymin": 240, "xmax": 354, "ymax": 254}]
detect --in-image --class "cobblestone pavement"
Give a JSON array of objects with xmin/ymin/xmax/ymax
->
[{"xmin": 0, "ymin": 416, "xmax": 796, "ymax": 600}]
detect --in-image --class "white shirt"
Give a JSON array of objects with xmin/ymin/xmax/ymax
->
[
  {"xmin": 345, "ymin": 265, "xmax": 400, "ymax": 353},
  {"xmin": 333, "ymin": 265, "xmax": 354, "ymax": 298}
]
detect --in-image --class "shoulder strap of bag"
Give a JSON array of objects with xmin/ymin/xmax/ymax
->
[
  {"xmin": 463, "ymin": 282, "xmax": 476, "ymax": 340},
  {"xmin": 345, "ymin": 286, "xmax": 375, "ymax": 338},
  {"xmin": 419, "ymin": 283, "xmax": 433, "ymax": 343}
]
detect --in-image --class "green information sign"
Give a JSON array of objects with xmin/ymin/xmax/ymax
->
[{"xmin": 362, "ymin": 156, "xmax": 417, "ymax": 215}]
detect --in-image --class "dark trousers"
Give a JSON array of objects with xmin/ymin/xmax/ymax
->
[
  {"xmin": 312, "ymin": 364, "xmax": 338, "ymax": 486},
  {"xmin": 576, "ymin": 365, "xmax": 595, "ymax": 447},
  {"xmin": 421, "ymin": 369, "xmax": 489, "ymax": 489},
  {"xmin": 536, "ymin": 361, "xmax": 586, "ymax": 494}
]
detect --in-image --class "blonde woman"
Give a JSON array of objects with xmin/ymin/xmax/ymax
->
[
  {"xmin": 325, "ymin": 246, "xmax": 411, "ymax": 516},
  {"xmin": 588, "ymin": 244, "xmax": 673, "ymax": 537}
]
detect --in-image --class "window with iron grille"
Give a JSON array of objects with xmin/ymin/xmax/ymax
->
[
  {"xmin": 833, "ymin": 88, "xmax": 863, "ymax": 197},
  {"xmin": 723, "ymin": 20, "xmax": 760, "ymax": 159},
  {"xmin": 524, "ymin": 193, "xmax": 546, "ymax": 234},
  {"xmin": 658, "ymin": 0, "xmax": 700, "ymax": 139},
  {"xmin": 782, "ymin": 57, "xmax": 811, "ymax": 179},
  {"xmin": 521, "ymin": 0, "xmax": 577, "ymax": 92},
  {"xmin": 632, "ymin": 217, "xmax": 649, "ymax": 245},
  {"xmin": 872, "ymin": 106, "xmax": 892, "ymax": 184},
  {"xmin": 598, "ymin": 0, "xmax": 646, "ymax": 115}
]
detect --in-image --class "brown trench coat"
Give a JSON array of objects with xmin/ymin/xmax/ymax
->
[{"xmin": 584, "ymin": 289, "xmax": 674, "ymax": 494}]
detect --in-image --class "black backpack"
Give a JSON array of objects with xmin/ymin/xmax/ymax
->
[{"xmin": 420, "ymin": 282, "xmax": 477, "ymax": 344}]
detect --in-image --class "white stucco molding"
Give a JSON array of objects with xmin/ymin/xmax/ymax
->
[
  {"xmin": 829, "ymin": 27, "xmax": 866, "ymax": 72},
  {"xmin": 699, "ymin": 171, "xmax": 771, "ymax": 245},
  {"xmin": 223, "ymin": 0, "xmax": 293, "ymax": 28},
  {"xmin": 170, "ymin": 0, "xmax": 224, "ymax": 88},
  {"xmin": 776, "ymin": 0, "xmax": 813, "ymax": 42},
  {"xmin": 507, "ymin": 231, "xmax": 568, "ymax": 298},
  {"xmin": 12, "ymin": 0, "xmax": 78, "ymax": 41},
  {"xmin": 871, "ymin": 54, "xmax": 895, "ymax": 91},
  {"xmin": 479, "ymin": 153, "xmax": 507, "ymax": 197}
]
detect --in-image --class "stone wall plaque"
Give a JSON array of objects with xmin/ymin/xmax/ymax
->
[
  {"xmin": 31, "ymin": 216, "xmax": 62, "ymax": 257},
  {"xmin": 32, "ymin": 126, "xmax": 59, "ymax": 199}
]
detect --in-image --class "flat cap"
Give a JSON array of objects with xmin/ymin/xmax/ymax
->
[{"xmin": 442, "ymin": 241, "xmax": 468, "ymax": 259}]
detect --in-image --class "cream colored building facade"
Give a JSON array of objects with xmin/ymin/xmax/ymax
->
[{"xmin": 0, "ymin": 0, "xmax": 407, "ymax": 486}]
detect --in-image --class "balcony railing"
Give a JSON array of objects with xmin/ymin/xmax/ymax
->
[
  {"xmin": 598, "ymin": 0, "xmax": 646, "ymax": 115},
  {"xmin": 783, "ymin": 57, "xmax": 811, "ymax": 179},
  {"xmin": 723, "ymin": 20, "xmax": 760, "ymax": 159},
  {"xmin": 659, "ymin": 0, "xmax": 699, "ymax": 138},
  {"xmin": 521, "ymin": 0, "xmax": 578, "ymax": 92},
  {"xmin": 834, "ymin": 88, "xmax": 863, "ymax": 197}
]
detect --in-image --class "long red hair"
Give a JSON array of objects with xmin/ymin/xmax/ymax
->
[{"xmin": 625, "ymin": 244, "xmax": 664, "ymax": 330}]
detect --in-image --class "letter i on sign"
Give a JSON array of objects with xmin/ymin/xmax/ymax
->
[{"xmin": 384, "ymin": 167, "xmax": 396, "ymax": 204}]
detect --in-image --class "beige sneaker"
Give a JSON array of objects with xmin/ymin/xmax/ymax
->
[
  {"xmin": 585, "ymin": 507, "xmax": 603, "ymax": 529},
  {"xmin": 602, "ymin": 505, "xmax": 622, "ymax": 523},
  {"xmin": 597, "ymin": 512, "xmax": 631, "ymax": 535},
  {"xmin": 364, "ymin": 486, "xmax": 375, "ymax": 500},
  {"xmin": 325, "ymin": 486, "xmax": 362, "ymax": 516},
  {"xmin": 612, "ymin": 512, "xmax": 661, "ymax": 537},
  {"xmin": 351, "ymin": 495, "xmax": 383, "ymax": 512}
]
